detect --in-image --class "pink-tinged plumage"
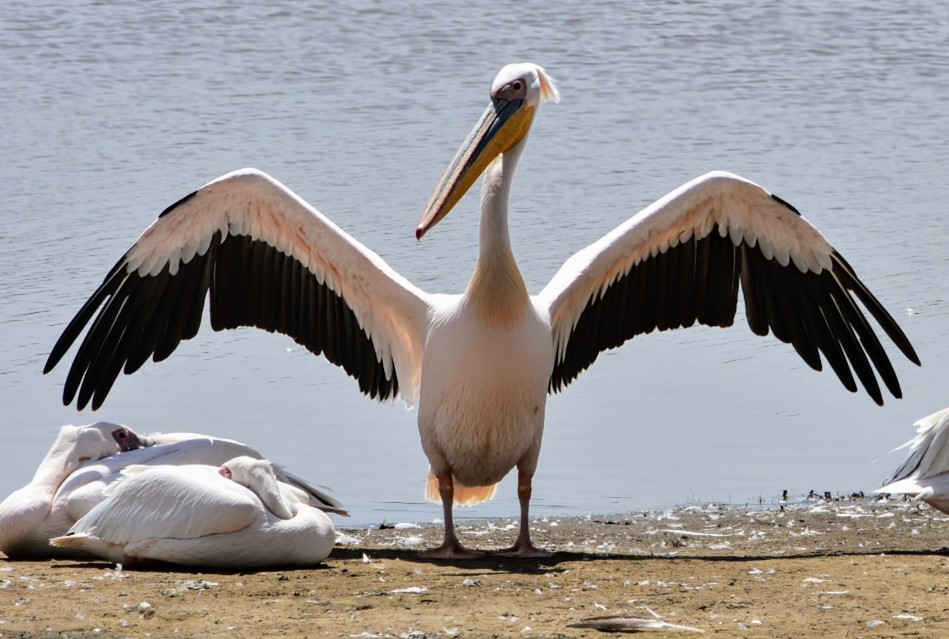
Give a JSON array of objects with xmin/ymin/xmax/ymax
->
[{"xmin": 45, "ymin": 63, "xmax": 919, "ymax": 558}]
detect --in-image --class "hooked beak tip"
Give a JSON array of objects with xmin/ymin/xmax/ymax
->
[{"xmin": 415, "ymin": 226, "xmax": 426, "ymax": 241}]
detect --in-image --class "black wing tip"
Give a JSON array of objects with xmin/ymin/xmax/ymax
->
[
  {"xmin": 70, "ymin": 388, "xmax": 89, "ymax": 410},
  {"xmin": 42, "ymin": 357, "xmax": 58, "ymax": 375},
  {"xmin": 45, "ymin": 333, "xmax": 80, "ymax": 375},
  {"xmin": 907, "ymin": 348, "xmax": 922, "ymax": 367},
  {"xmin": 830, "ymin": 250, "xmax": 923, "ymax": 369}
]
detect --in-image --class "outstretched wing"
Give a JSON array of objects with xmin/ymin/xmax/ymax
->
[
  {"xmin": 45, "ymin": 169, "xmax": 431, "ymax": 409},
  {"xmin": 538, "ymin": 171, "xmax": 919, "ymax": 405}
]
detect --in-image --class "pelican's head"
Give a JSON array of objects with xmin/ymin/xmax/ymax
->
[
  {"xmin": 416, "ymin": 63, "xmax": 559, "ymax": 240},
  {"xmin": 220, "ymin": 456, "xmax": 295, "ymax": 519},
  {"xmin": 56, "ymin": 423, "xmax": 126, "ymax": 468}
]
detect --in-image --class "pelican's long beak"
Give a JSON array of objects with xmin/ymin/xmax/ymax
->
[{"xmin": 416, "ymin": 98, "xmax": 535, "ymax": 240}]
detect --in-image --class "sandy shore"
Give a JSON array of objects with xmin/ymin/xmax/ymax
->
[{"xmin": 1, "ymin": 496, "xmax": 946, "ymax": 638}]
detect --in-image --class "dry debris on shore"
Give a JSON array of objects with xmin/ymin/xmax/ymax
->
[{"xmin": 2, "ymin": 496, "xmax": 946, "ymax": 638}]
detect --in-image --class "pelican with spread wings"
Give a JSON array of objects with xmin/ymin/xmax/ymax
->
[{"xmin": 46, "ymin": 62, "xmax": 919, "ymax": 557}]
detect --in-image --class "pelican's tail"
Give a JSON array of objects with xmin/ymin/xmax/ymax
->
[
  {"xmin": 425, "ymin": 473, "xmax": 499, "ymax": 506},
  {"xmin": 50, "ymin": 533, "xmax": 122, "ymax": 563},
  {"xmin": 49, "ymin": 533, "xmax": 87, "ymax": 550}
]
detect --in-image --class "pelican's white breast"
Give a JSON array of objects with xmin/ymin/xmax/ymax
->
[{"xmin": 418, "ymin": 298, "xmax": 553, "ymax": 487}]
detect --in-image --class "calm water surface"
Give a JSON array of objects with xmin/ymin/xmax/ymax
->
[{"xmin": 2, "ymin": 1, "xmax": 947, "ymax": 527}]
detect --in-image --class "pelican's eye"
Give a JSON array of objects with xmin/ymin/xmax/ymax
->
[{"xmin": 494, "ymin": 77, "xmax": 529, "ymax": 101}]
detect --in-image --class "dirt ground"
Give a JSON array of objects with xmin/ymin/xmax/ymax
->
[{"xmin": 1, "ymin": 496, "xmax": 946, "ymax": 639}]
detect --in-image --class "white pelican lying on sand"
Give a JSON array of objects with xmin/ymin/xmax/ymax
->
[
  {"xmin": 877, "ymin": 407, "xmax": 949, "ymax": 514},
  {"xmin": 62, "ymin": 428, "xmax": 347, "ymax": 517},
  {"xmin": 0, "ymin": 422, "xmax": 142, "ymax": 559},
  {"xmin": 0, "ymin": 423, "xmax": 344, "ymax": 559},
  {"xmin": 51, "ymin": 456, "xmax": 336, "ymax": 568},
  {"xmin": 45, "ymin": 63, "xmax": 919, "ymax": 557}
]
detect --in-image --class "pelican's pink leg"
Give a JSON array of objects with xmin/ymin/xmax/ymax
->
[
  {"xmin": 494, "ymin": 467, "xmax": 552, "ymax": 558},
  {"xmin": 418, "ymin": 470, "xmax": 483, "ymax": 559}
]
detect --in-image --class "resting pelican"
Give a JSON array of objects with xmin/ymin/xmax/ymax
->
[
  {"xmin": 51, "ymin": 457, "xmax": 336, "ymax": 568},
  {"xmin": 0, "ymin": 422, "xmax": 143, "ymax": 559},
  {"xmin": 58, "ymin": 427, "xmax": 347, "ymax": 518},
  {"xmin": 876, "ymin": 407, "xmax": 949, "ymax": 514},
  {"xmin": 45, "ymin": 62, "xmax": 920, "ymax": 557},
  {"xmin": 0, "ymin": 423, "xmax": 344, "ymax": 560}
]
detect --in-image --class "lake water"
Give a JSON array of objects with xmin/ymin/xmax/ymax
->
[{"xmin": 2, "ymin": 1, "xmax": 947, "ymax": 528}]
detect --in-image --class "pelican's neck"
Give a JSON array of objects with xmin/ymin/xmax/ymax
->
[
  {"xmin": 30, "ymin": 429, "xmax": 84, "ymax": 494},
  {"xmin": 466, "ymin": 143, "xmax": 529, "ymax": 325}
]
